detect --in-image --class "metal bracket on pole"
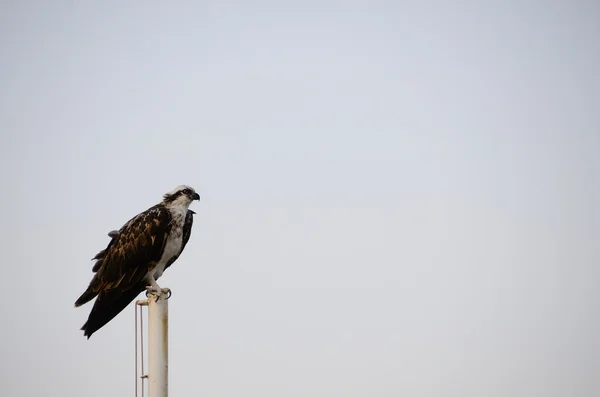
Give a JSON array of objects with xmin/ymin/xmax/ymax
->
[{"xmin": 136, "ymin": 289, "xmax": 171, "ymax": 397}]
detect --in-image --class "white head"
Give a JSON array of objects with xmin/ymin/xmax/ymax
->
[{"xmin": 162, "ymin": 185, "xmax": 200, "ymax": 207}]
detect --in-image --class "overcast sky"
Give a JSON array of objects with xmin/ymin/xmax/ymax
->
[{"xmin": 1, "ymin": 1, "xmax": 599, "ymax": 396}]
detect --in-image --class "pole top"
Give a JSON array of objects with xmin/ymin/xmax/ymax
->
[{"xmin": 136, "ymin": 288, "xmax": 172, "ymax": 306}]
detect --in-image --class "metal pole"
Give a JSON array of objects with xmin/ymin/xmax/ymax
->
[{"xmin": 148, "ymin": 290, "xmax": 169, "ymax": 397}]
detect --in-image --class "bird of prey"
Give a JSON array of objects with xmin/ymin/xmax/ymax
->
[{"xmin": 75, "ymin": 185, "xmax": 200, "ymax": 338}]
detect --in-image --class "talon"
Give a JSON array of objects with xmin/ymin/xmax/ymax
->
[{"xmin": 145, "ymin": 285, "xmax": 161, "ymax": 297}]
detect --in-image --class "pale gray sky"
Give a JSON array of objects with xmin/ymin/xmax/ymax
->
[{"xmin": 1, "ymin": 1, "xmax": 599, "ymax": 396}]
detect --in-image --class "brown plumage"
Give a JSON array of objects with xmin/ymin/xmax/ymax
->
[
  {"xmin": 74, "ymin": 205, "xmax": 171, "ymax": 308},
  {"xmin": 75, "ymin": 186, "xmax": 199, "ymax": 338}
]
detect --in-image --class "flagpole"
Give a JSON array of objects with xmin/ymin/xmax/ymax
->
[{"xmin": 147, "ymin": 289, "xmax": 170, "ymax": 397}]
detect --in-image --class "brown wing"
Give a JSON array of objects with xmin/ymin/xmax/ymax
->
[
  {"xmin": 90, "ymin": 231, "xmax": 120, "ymax": 272},
  {"xmin": 75, "ymin": 204, "xmax": 171, "ymax": 307}
]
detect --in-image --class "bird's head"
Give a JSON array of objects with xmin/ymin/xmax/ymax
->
[{"xmin": 162, "ymin": 185, "xmax": 200, "ymax": 207}]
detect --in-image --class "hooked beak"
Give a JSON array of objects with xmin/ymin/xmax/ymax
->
[{"xmin": 192, "ymin": 192, "xmax": 200, "ymax": 201}]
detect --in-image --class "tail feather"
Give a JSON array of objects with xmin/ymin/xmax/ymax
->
[
  {"xmin": 80, "ymin": 284, "xmax": 146, "ymax": 339},
  {"xmin": 75, "ymin": 273, "xmax": 102, "ymax": 307},
  {"xmin": 75, "ymin": 288, "xmax": 98, "ymax": 307}
]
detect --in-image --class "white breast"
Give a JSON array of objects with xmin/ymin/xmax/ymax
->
[{"xmin": 151, "ymin": 204, "xmax": 188, "ymax": 279}]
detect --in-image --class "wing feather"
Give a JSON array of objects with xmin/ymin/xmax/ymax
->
[
  {"xmin": 74, "ymin": 204, "xmax": 171, "ymax": 307},
  {"xmin": 96, "ymin": 205, "xmax": 170, "ymax": 289}
]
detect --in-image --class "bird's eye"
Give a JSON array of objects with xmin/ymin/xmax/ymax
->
[{"xmin": 183, "ymin": 189, "xmax": 191, "ymax": 195}]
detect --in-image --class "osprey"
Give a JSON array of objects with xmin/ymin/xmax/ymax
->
[{"xmin": 75, "ymin": 185, "xmax": 200, "ymax": 338}]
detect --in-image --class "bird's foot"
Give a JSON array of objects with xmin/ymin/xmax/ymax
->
[
  {"xmin": 145, "ymin": 285, "xmax": 162, "ymax": 299},
  {"xmin": 145, "ymin": 286, "xmax": 171, "ymax": 300},
  {"xmin": 146, "ymin": 285, "xmax": 161, "ymax": 294}
]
